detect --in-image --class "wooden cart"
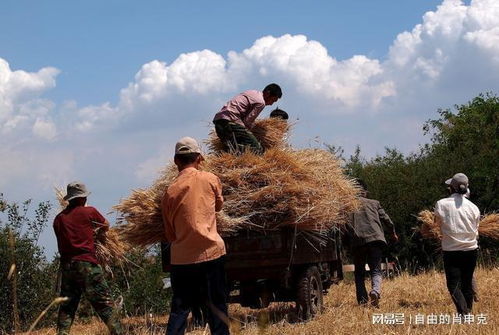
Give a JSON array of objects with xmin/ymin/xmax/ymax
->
[{"xmin": 223, "ymin": 227, "xmax": 343, "ymax": 319}]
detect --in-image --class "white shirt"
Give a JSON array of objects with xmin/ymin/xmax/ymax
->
[{"xmin": 434, "ymin": 193, "xmax": 480, "ymax": 251}]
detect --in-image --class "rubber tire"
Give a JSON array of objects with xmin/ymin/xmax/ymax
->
[{"xmin": 296, "ymin": 266, "xmax": 324, "ymax": 320}]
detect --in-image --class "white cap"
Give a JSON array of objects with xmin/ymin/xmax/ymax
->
[
  {"xmin": 445, "ymin": 173, "xmax": 469, "ymax": 193},
  {"xmin": 175, "ymin": 137, "xmax": 202, "ymax": 155}
]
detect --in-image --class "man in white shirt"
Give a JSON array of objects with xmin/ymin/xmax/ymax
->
[{"xmin": 434, "ymin": 173, "xmax": 480, "ymax": 315}]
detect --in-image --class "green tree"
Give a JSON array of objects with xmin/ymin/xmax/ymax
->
[
  {"xmin": 0, "ymin": 194, "xmax": 57, "ymax": 333},
  {"xmin": 110, "ymin": 246, "xmax": 171, "ymax": 317},
  {"xmin": 423, "ymin": 93, "xmax": 499, "ymax": 211}
]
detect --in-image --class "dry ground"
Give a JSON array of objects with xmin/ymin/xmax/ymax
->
[{"xmin": 25, "ymin": 266, "xmax": 498, "ymax": 335}]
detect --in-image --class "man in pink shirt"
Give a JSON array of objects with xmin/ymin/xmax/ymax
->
[
  {"xmin": 162, "ymin": 137, "xmax": 229, "ymax": 335},
  {"xmin": 213, "ymin": 83, "xmax": 282, "ymax": 154}
]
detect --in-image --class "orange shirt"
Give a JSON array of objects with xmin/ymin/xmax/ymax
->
[{"xmin": 162, "ymin": 167, "xmax": 226, "ymax": 264}]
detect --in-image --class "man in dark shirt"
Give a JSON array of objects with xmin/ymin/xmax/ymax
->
[
  {"xmin": 346, "ymin": 180, "xmax": 398, "ymax": 307},
  {"xmin": 53, "ymin": 182, "xmax": 122, "ymax": 335}
]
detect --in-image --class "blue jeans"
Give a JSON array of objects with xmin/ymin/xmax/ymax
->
[
  {"xmin": 166, "ymin": 256, "xmax": 229, "ymax": 335},
  {"xmin": 352, "ymin": 241, "xmax": 384, "ymax": 304}
]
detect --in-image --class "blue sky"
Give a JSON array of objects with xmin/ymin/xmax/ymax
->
[
  {"xmin": 2, "ymin": 0, "xmax": 443, "ymax": 105},
  {"xmin": 1, "ymin": 0, "xmax": 498, "ymax": 257}
]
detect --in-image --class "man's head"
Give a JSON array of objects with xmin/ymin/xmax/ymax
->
[
  {"xmin": 445, "ymin": 173, "xmax": 469, "ymax": 195},
  {"xmin": 174, "ymin": 137, "xmax": 203, "ymax": 170},
  {"xmin": 64, "ymin": 181, "xmax": 90, "ymax": 206},
  {"xmin": 270, "ymin": 108, "xmax": 289, "ymax": 120},
  {"xmin": 262, "ymin": 83, "xmax": 282, "ymax": 106}
]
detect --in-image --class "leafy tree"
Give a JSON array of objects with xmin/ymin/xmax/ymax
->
[
  {"xmin": 422, "ymin": 93, "xmax": 499, "ymax": 212},
  {"xmin": 0, "ymin": 194, "xmax": 57, "ymax": 333},
  {"xmin": 103, "ymin": 245, "xmax": 171, "ymax": 320}
]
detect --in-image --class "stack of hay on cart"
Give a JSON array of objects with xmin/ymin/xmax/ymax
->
[{"xmin": 114, "ymin": 118, "xmax": 361, "ymax": 249}]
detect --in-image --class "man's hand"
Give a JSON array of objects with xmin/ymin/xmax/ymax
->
[{"xmin": 391, "ymin": 232, "xmax": 399, "ymax": 243}]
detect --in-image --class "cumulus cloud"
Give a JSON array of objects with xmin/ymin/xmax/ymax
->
[
  {"xmin": 0, "ymin": 58, "xmax": 59, "ymax": 138},
  {"xmin": 386, "ymin": 0, "xmax": 499, "ymax": 91},
  {"xmin": 121, "ymin": 34, "xmax": 394, "ymax": 109}
]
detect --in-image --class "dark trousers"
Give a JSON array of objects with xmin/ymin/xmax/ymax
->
[
  {"xmin": 57, "ymin": 261, "xmax": 122, "ymax": 335},
  {"xmin": 352, "ymin": 241, "xmax": 384, "ymax": 304},
  {"xmin": 214, "ymin": 119, "xmax": 263, "ymax": 154},
  {"xmin": 166, "ymin": 256, "xmax": 229, "ymax": 335},
  {"xmin": 443, "ymin": 249, "xmax": 478, "ymax": 315}
]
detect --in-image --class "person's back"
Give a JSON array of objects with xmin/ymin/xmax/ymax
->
[
  {"xmin": 434, "ymin": 172, "xmax": 480, "ymax": 315},
  {"xmin": 214, "ymin": 90, "xmax": 265, "ymax": 129},
  {"xmin": 162, "ymin": 137, "xmax": 229, "ymax": 335},
  {"xmin": 347, "ymin": 180, "xmax": 397, "ymax": 308},
  {"xmin": 350, "ymin": 197, "xmax": 391, "ymax": 247},
  {"xmin": 213, "ymin": 83, "xmax": 282, "ymax": 154},
  {"xmin": 435, "ymin": 194, "xmax": 479, "ymax": 251},
  {"xmin": 54, "ymin": 205, "xmax": 104, "ymax": 264},
  {"xmin": 164, "ymin": 167, "xmax": 226, "ymax": 264}
]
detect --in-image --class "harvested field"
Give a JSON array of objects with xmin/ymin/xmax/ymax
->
[{"xmin": 25, "ymin": 266, "xmax": 499, "ymax": 334}]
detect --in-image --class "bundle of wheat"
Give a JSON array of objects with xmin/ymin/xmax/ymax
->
[
  {"xmin": 113, "ymin": 165, "xmax": 177, "ymax": 248},
  {"xmin": 477, "ymin": 213, "xmax": 499, "ymax": 240},
  {"xmin": 206, "ymin": 118, "xmax": 291, "ymax": 153},
  {"xmin": 115, "ymin": 121, "xmax": 360, "ymax": 248},
  {"xmin": 55, "ymin": 187, "xmax": 131, "ymax": 271},
  {"xmin": 417, "ymin": 210, "xmax": 499, "ymax": 242},
  {"xmin": 416, "ymin": 210, "xmax": 441, "ymax": 241}
]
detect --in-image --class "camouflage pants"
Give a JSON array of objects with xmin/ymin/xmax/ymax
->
[
  {"xmin": 214, "ymin": 119, "xmax": 263, "ymax": 154},
  {"xmin": 57, "ymin": 261, "xmax": 123, "ymax": 335}
]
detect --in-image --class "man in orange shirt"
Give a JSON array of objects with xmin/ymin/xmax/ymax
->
[{"xmin": 162, "ymin": 137, "xmax": 229, "ymax": 335}]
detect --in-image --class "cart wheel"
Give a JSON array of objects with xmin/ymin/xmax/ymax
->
[{"xmin": 296, "ymin": 266, "xmax": 323, "ymax": 320}]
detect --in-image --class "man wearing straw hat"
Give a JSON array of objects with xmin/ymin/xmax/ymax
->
[
  {"xmin": 346, "ymin": 179, "xmax": 398, "ymax": 308},
  {"xmin": 53, "ymin": 182, "xmax": 123, "ymax": 335},
  {"xmin": 213, "ymin": 83, "xmax": 282, "ymax": 154},
  {"xmin": 434, "ymin": 173, "xmax": 480, "ymax": 315},
  {"xmin": 162, "ymin": 137, "xmax": 229, "ymax": 335}
]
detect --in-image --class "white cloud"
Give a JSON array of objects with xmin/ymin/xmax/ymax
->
[
  {"xmin": 0, "ymin": 58, "xmax": 59, "ymax": 136},
  {"xmin": 386, "ymin": 0, "xmax": 499, "ymax": 89},
  {"xmin": 116, "ymin": 34, "xmax": 394, "ymax": 117},
  {"xmin": 32, "ymin": 118, "xmax": 57, "ymax": 140},
  {"xmin": 76, "ymin": 102, "xmax": 117, "ymax": 132}
]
